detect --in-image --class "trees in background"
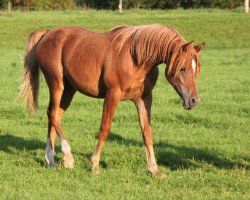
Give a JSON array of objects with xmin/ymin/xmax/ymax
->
[
  {"xmin": 0, "ymin": 0, "xmax": 75, "ymax": 10},
  {"xmin": 75, "ymin": 0, "xmax": 243, "ymax": 9},
  {"xmin": 0, "ymin": 0, "xmax": 243, "ymax": 10}
]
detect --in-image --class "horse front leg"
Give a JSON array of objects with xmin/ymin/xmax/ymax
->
[
  {"xmin": 91, "ymin": 90, "xmax": 121, "ymax": 174},
  {"xmin": 135, "ymin": 93, "xmax": 165, "ymax": 178}
]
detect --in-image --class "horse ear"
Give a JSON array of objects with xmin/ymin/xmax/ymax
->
[
  {"xmin": 194, "ymin": 43, "xmax": 205, "ymax": 53},
  {"xmin": 182, "ymin": 41, "xmax": 194, "ymax": 52}
]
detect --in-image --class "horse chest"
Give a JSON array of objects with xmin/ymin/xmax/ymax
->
[{"xmin": 123, "ymin": 78, "xmax": 145, "ymax": 100}]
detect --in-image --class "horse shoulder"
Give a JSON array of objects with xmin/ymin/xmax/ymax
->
[{"xmin": 142, "ymin": 66, "xmax": 159, "ymax": 96}]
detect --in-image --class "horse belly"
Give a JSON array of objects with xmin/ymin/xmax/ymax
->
[
  {"xmin": 65, "ymin": 63, "xmax": 105, "ymax": 98},
  {"xmin": 62, "ymin": 34, "xmax": 108, "ymax": 98},
  {"xmin": 63, "ymin": 47, "xmax": 105, "ymax": 98}
]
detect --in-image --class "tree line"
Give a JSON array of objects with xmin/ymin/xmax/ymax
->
[{"xmin": 0, "ymin": 0, "xmax": 243, "ymax": 10}]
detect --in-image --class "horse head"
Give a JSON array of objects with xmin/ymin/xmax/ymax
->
[{"xmin": 165, "ymin": 41, "xmax": 205, "ymax": 110}]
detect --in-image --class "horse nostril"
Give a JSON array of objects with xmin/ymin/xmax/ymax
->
[
  {"xmin": 190, "ymin": 97, "xmax": 198, "ymax": 106},
  {"xmin": 192, "ymin": 98, "xmax": 196, "ymax": 104}
]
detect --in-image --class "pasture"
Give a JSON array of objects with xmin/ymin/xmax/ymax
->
[{"xmin": 0, "ymin": 9, "xmax": 249, "ymax": 199}]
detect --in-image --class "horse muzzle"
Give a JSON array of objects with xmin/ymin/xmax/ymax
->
[{"xmin": 183, "ymin": 96, "xmax": 200, "ymax": 110}]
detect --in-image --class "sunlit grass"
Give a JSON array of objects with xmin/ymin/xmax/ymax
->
[{"xmin": 0, "ymin": 9, "xmax": 249, "ymax": 199}]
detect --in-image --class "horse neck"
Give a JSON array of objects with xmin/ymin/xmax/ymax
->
[{"xmin": 144, "ymin": 37, "xmax": 185, "ymax": 73}]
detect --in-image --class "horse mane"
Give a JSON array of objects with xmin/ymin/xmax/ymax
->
[{"xmin": 108, "ymin": 24, "xmax": 187, "ymax": 71}]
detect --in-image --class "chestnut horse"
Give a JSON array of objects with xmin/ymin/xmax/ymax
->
[{"xmin": 20, "ymin": 25, "xmax": 205, "ymax": 177}]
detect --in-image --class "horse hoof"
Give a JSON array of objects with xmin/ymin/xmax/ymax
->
[
  {"xmin": 153, "ymin": 170, "xmax": 166, "ymax": 178},
  {"xmin": 64, "ymin": 160, "xmax": 74, "ymax": 168},
  {"xmin": 45, "ymin": 155, "xmax": 56, "ymax": 168},
  {"xmin": 149, "ymin": 168, "xmax": 165, "ymax": 178},
  {"xmin": 64, "ymin": 154, "xmax": 74, "ymax": 168},
  {"xmin": 92, "ymin": 166, "xmax": 100, "ymax": 174},
  {"xmin": 49, "ymin": 162, "xmax": 56, "ymax": 168}
]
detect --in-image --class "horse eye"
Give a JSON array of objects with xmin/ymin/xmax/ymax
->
[{"xmin": 180, "ymin": 67, "xmax": 187, "ymax": 73}]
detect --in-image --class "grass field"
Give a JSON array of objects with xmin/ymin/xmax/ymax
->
[{"xmin": 0, "ymin": 9, "xmax": 249, "ymax": 199}]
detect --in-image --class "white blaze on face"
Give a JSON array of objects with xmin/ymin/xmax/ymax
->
[{"xmin": 192, "ymin": 59, "xmax": 196, "ymax": 73}]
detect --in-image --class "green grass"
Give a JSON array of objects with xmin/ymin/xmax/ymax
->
[{"xmin": 0, "ymin": 9, "xmax": 249, "ymax": 199}]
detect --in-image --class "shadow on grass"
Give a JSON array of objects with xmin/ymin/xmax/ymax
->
[
  {"xmin": 0, "ymin": 133, "xmax": 51, "ymax": 166},
  {"xmin": 1, "ymin": 133, "xmax": 248, "ymax": 170},
  {"xmin": 155, "ymin": 142, "xmax": 249, "ymax": 170},
  {"xmin": 0, "ymin": 133, "xmax": 45, "ymax": 152},
  {"xmin": 0, "ymin": 133, "xmax": 105, "ymax": 169},
  {"xmin": 82, "ymin": 152, "xmax": 108, "ymax": 169},
  {"xmin": 105, "ymin": 132, "xmax": 249, "ymax": 170},
  {"xmin": 107, "ymin": 132, "xmax": 143, "ymax": 146}
]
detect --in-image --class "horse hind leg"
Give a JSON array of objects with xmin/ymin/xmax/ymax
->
[
  {"xmin": 59, "ymin": 81, "xmax": 76, "ymax": 168},
  {"xmin": 45, "ymin": 122, "xmax": 56, "ymax": 167},
  {"xmin": 45, "ymin": 79, "xmax": 76, "ymax": 168}
]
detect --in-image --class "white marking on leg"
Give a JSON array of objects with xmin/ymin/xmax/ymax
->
[
  {"xmin": 192, "ymin": 59, "xmax": 196, "ymax": 73},
  {"xmin": 45, "ymin": 139, "xmax": 55, "ymax": 167},
  {"xmin": 60, "ymin": 139, "xmax": 74, "ymax": 168},
  {"xmin": 60, "ymin": 139, "xmax": 71, "ymax": 154}
]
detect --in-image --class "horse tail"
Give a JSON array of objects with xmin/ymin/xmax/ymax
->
[{"xmin": 19, "ymin": 29, "xmax": 48, "ymax": 113}]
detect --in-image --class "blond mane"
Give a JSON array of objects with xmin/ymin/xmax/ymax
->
[{"xmin": 108, "ymin": 24, "xmax": 187, "ymax": 71}]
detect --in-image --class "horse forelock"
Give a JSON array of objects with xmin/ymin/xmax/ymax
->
[
  {"xmin": 168, "ymin": 49, "xmax": 201, "ymax": 78},
  {"xmin": 109, "ymin": 24, "xmax": 185, "ymax": 68}
]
